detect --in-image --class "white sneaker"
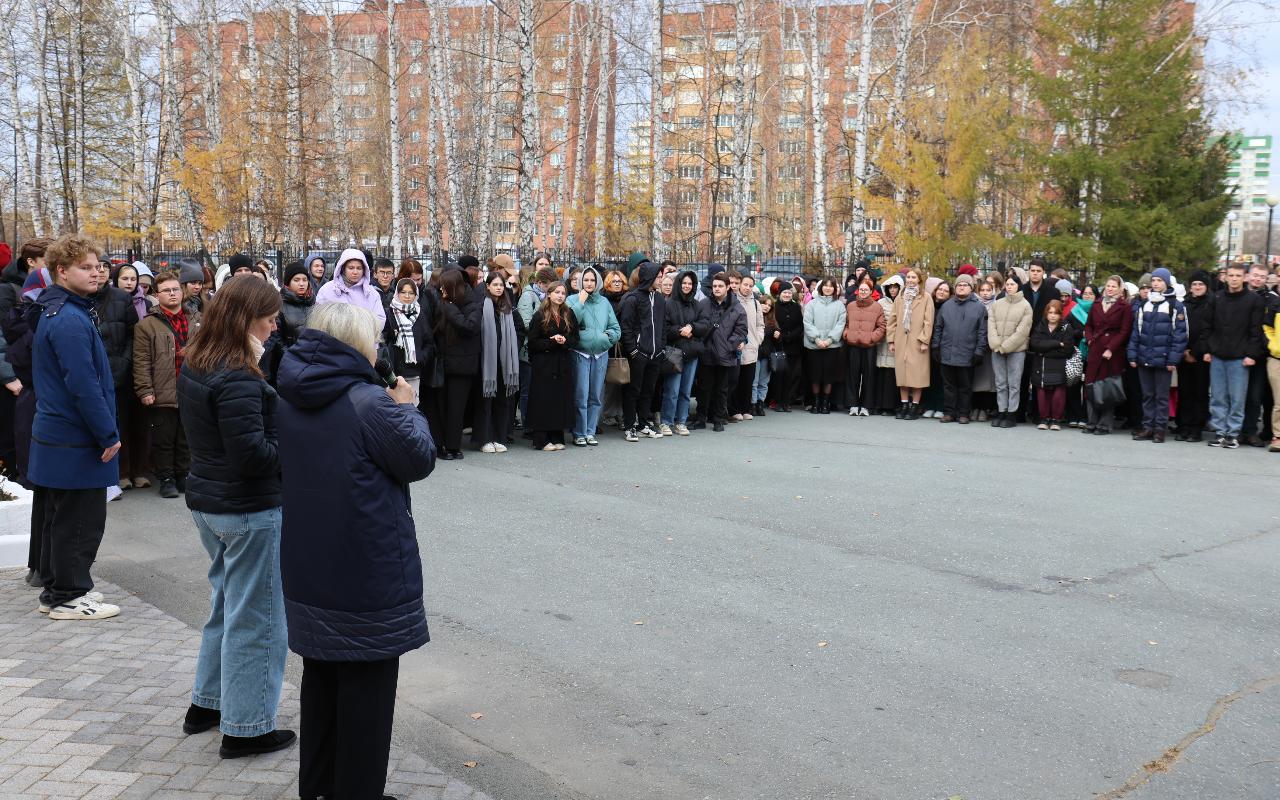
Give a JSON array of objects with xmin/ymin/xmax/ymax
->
[
  {"xmin": 39, "ymin": 590, "xmax": 104, "ymax": 614},
  {"xmin": 481, "ymin": 443, "xmax": 497, "ymax": 453},
  {"xmin": 859, "ymin": 407, "xmax": 870, "ymax": 416},
  {"xmin": 493, "ymin": 443, "xmax": 508, "ymax": 453},
  {"xmin": 554, "ymin": 443, "xmax": 566, "ymax": 450},
  {"xmin": 741, "ymin": 413, "xmax": 753, "ymax": 420},
  {"xmin": 542, "ymin": 443, "xmax": 558, "ymax": 451},
  {"xmin": 107, "ymin": 485, "xmax": 123, "ymax": 502},
  {"xmin": 673, "ymin": 424, "xmax": 690, "ymax": 436},
  {"xmin": 659, "ymin": 424, "xmax": 673, "ymax": 436},
  {"xmin": 639, "ymin": 425, "xmax": 661, "ymax": 439},
  {"xmin": 48, "ymin": 596, "xmax": 119, "ymax": 620},
  {"xmin": 731, "ymin": 413, "xmax": 744, "ymax": 421},
  {"xmin": 848, "ymin": 407, "xmax": 858, "ymax": 416}
]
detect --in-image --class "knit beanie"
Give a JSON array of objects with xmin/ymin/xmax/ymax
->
[
  {"xmin": 957, "ymin": 263, "xmax": 978, "ymax": 277},
  {"xmin": 228, "ymin": 253, "xmax": 253, "ymax": 273},
  {"xmin": 625, "ymin": 252, "xmax": 651, "ymax": 273},
  {"xmin": 0, "ymin": 243, "xmax": 10, "ymax": 270},
  {"xmin": 955, "ymin": 274, "xmax": 975, "ymax": 288},
  {"xmin": 177, "ymin": 257, "xmax": 205, "ymax": 285},
  {"xmin": 1138, "ymin": 272, "xmax": 1152, "ymax": 289},
  {"xmin": 1055, "ymin": 278, "xmax": 1073, "ymax": 296},
  {"xmin": 457, "ymin": 255, "xmax": 480, "ymax": 270},
  {"xmin": 1187, "ymin": 268, "xmax": 1213, "ymax": 287},
  {"xmin": 282, "ymin": 259, "xmax": 308, "ymax": 286},
  {"xmin": 1150, "ymin": 267, "xmax": 1173, "ymax": 288}
]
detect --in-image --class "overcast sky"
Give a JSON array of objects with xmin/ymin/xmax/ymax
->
[{"xmin": 1205, "ymin": 2, "xmax": 1280, "ymax": 196}]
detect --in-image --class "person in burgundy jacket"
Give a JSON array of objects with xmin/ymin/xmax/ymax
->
[{"xmin": 1082, "ymin": 274, "xmax": 1134, "ymax": 434}]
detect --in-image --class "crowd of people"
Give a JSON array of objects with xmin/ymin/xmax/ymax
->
[{"xmin": 4, "ymin": 231, "xmax": 1279, "ymax": 798}]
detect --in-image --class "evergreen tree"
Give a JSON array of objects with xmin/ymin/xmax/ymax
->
[{"xmin": 1025, "ymin": 0, "xmax": 1232, "ymax": 278}]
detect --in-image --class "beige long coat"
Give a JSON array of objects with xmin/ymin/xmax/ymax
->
[{"xmin": 887, "ymin": 290, "xmax": 934, "ymax": 389}]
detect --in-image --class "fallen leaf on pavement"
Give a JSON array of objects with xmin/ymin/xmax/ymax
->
[
  {"xmin": 817, "ymin": 641, "xmax": 829, "ymax": 648},
  {"xmin": 463, "ymin": 761, "xmax": 478, "ymax": 768},
  {"xmin": 469, "ymin": 712, "xmax": 484, "ymax": 720},
  {"xmin": 633, "ymin": 620, "xmax": 645, "ymax": 625}
]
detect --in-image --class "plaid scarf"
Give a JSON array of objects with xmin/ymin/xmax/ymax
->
[{"xmin": 161, "ymin": 307, "xmax": 189, "ymax": 375}]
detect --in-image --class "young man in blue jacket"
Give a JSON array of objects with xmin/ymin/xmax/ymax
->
[
  {"xmin": 1127, "ymin": 267, "xmax": 1188, "ymax": 443},
  {"xmin": 29, "ymin": 235, "xmax": 121, "ymax": 620}
]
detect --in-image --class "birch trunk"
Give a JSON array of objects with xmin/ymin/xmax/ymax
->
[
  {"xmin": 477, "ymin": 4, "xmax": 500, "ymax": 253},
  {"xmin": 324, "ymin": 1, "xmax": 351, "ymax": 245},
  {"xmin": 728, "ymin": 0, "xmax": 752, "ymax": 260},
  {"xmin": 846, "ymin": 0, "xmax": 876, "ymax": 266},
  {"xmin": 429, "ymin": 2, "xmax": 462, "ymax": 250},
  {"xmin": 593, "ymin": 24, "xmax": 611, "ymax": 253},
  {"xmin": 553, "ymin": 6, "xmax": 576, "ymax": 251},
  {"xmin": 885, "ymin": 0, "xmax": 914, "ymax": 208},
  {"xmin": 7, "ymin": 0, "xmax": 44, "ymax": 236},
  {"xmin": 567, "ymin": 1, "xmax": 598, "ymax": 256},
  {"xmin": 386, "ymin": 0, "xmax": 405, "ymax": 258},
  {"xmin": 154, "ymin": 0, "xmax": 201, "ymax": 244},
  {"xmin": 516, "ymin": 0, "xmax": 538, "ymax": 258},
  {"xmin": 649, "ymin": 0, "xmax": 665, "ymax": 259},
  {"xmin": 806, "ymin": 0, "xmax": 829, "ymax": 261},
  {"xmin": 285, "ymin": 4, "xmax": 303, "ymax": 246},
  {"xmin": 244, "ymin": 2, "xmax": 265, "ymax": 248}
]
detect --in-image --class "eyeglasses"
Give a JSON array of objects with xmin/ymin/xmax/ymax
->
[{"xmin": 157, "ymin": 287, "xmax": 183, "ymax": 294}]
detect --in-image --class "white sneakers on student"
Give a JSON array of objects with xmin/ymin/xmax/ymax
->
[{"xmin": 44, "ymin": 593, "xmax": 120, "ymax": 620}]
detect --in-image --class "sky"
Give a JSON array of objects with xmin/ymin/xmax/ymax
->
[{"xmin": 1205, "ymin": 1, "xmax": 1280, "ymax": 196}]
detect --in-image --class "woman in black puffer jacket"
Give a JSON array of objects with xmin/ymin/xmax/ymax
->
[
  {"xmin": 263, "ymin": 260, "xmax": 316, "ymax": 384},
  {"xmin": 177, "ymin": 277, "xmax": 295, "ymax": 759},
  {"xmin": 433, "ymin": 269, "xmax": 481, "ymax": 460},
  {"xmin": 92, "ymin": 278, "xmax": 139, "ymax": 489}
]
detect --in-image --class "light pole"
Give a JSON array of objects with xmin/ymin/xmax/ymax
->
[
  {"xmin": 1224, "ymin": 210, "xmax": 1238, "ymax": 270},
  {"xmin": 1266, "ymin": 196, "xmax": 1279, "ymax": 268}
]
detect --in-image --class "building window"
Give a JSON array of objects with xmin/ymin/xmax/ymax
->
[
  {"xmin": 679, "ymin": 116, "xmax": 702, "ymax": 129},
  {"xmin": 779, "ymin": 140, "xmax": 805, "ymax": 154},
  {"xmin": 676, "ymin": 213, "xmax": 695, "ymax": 228},
  {"xmin": 717, "ymin": 138, "xmax": 733, "ymax": 154},
  {"xmin": 714, "ymin": 215, "xmax": 732, "ymax": 228},
  {"xmin": 866, "ymin": 218, "xmax": 884, "ymax": 232},
  {"xmin": 409, "ymin": 130, "xmax": 420, "ymax": 143},
  {"xmin": 777, "ymin": 165, "xmax": 802, "ymax": 179},
  {"xmin": 718, "ymin": 165, "xmax": 733, "ymax": 178},
  {"xmin": 714, "ymin": 114, "xmax": 734, "ymax": 127},
  {"xmin": 496, "ymin": 220, "xmax": 515, "ymax": 233},
  {"xmin": 362, "ymin": 173, "xmax": 374, "ymax": 186},
  {"xmin": 779, "ymin": 114, "xmax": 803, "ymax": 129},
  {"xmin": 677, "ymin": 165, "xmax": 702, "ymax": 179},
  {"xmin": 677, "ymin": 189, "xmax": 698, "ymax": 204},
  {"xmin": 678, "ymin": 91, "xmax": 700, "ymax": 105}
]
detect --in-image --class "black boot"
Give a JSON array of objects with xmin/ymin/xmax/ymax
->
[
  {"xmin": 809, "ymin": 400, "xmax": 820, "ymax": 414},
  {"xmin": 819, "ymin": 396, "xmax": 831, "ymax": 414},
  {"xmin": 990, "ymin": 411, "xmax": 1003, "ymax": 428},
  {"xmin": 895, "ymin": 401, "xmax": 907, "ymax": 419},
  {"xmin": 183, "ymin": 704, "xmax": 221, "ymax": 735},
  {"xmin": 907, "ymin": 402, "xmax": 921, "ymax": 420}
]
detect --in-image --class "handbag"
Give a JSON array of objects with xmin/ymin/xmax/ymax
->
[
  {"xmin": 605, "ymin": 345, "xmax": 631, "ymax": 385},
  {"xmin": 1065, "ymin": 347, "xmax": 1084, "ymax": 386},
  {"xmin": 1089, "ymin": 374, "xmax": 1126, "ymax": 406},
  {"xmin": 661, "ymin": 345, "xmax": 684, "ymax": 375},
  {"xmin": 768, "ymin": 350, "xmax": 788, "ymax": 373}
]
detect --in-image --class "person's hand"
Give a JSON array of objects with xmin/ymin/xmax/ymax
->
[
  {"xmin": 1129, "ymin": 361, "xmax": 1137, "ymax": 368},
  {"xmin": 918, "ymin": 342, "xmax": 928, "ymax": 353},
  {"xmin": 680, "ymin": 324, "xmax": 692, "ymax": 337},
  {"xmin": 552, "ymin": 334, "xmax": 566, "ymax": 345},
  {"xmin": 1203, "ymin": 353, "xmax": 1212, "ymax": 363},
  {"xmin": 773, "ymin": 330, "xmax": 780, "ymax": 340},
  {"xmin": 1184, "ymin": 350, "xmax": 1194, "ymax": 364},
  {"xmin": 578, "ymin": 289, "xmax": 589, "ymax": 305},
  {"xmin": 1244, "ymin": 357, "xmax": 1256, "ymax": 367},
  {"xmin": 4, "ymin": 379, "xmax": 20, "ymax": 396},
  {"xmin": 1166, "ymin": 365, "xmax": 1175, "ymax": 373},
  {"xmin": 889, "ymin": 342, "xmax": 895, "ymax": 353},
  {"xmin": 1102, "ymin": 349, "xmax": 1112, "ymax": 360},
  {"xmin": 388, "ymin": 377, "xmax": 415, "ymax": 404},
  {"xmin": 101, "ymin": 441, "xmax": 121, "ymax": 463},
  {"xmin": 141, "ymin": 394, "xmax": 155, "ymax": 406},
  {"xmin": 737, "ymin": 342, "xmax": 745, "ymax": 351}
]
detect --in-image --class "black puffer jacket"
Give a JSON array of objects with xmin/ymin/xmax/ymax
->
[
  {"xmin": 774, "ymin": 300, "xmax": 805, "ymax": 356},
  {"xmin": 699, "ymin": 293, "xmax": 748, "ymax": 367},
  {"xmin": 618, "ymin": 264, "xmax": 666, "ymax": 359},
  {"xmin": 0, "ymin": 262, "xmax": 27, "ymax": 323},
  {"xmin": 93, "ymin": 284, "xmax": 137, "ymax": 390},
  {"xmin": 178, "ymin": 364, "xmax": 281, "ymax": 514},
  {"xmin": 1028, "ymin": 320, "xmax": 1079, "ymax": 387},
  {"xmin": 664, "ymin": 270, "xmax": 711, "ymax": 361},
  {"xmin": 436, "ymin": 293, "xmax": 482, "ymax": 376}
]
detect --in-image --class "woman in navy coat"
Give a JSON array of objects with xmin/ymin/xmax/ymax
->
[{"xmin": 276, "ymin": 301, "xmax": 436, "ymax": 800}]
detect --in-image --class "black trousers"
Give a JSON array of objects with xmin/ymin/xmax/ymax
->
[
  {"xmin": 117, "ymin": 386, "xmax": 150, "ymax": 480},
  {"xmin": 941, "ymin": 364, "xmax": 974, "ymax": 417},
  {"xmin": 731, "ymin": 362, "xmax": 753, "ymax": 415},
  {"xmin": 622, "ymin": 354, "xmax": 660, "ymax": 430},
  {"xmin": 846, "ymin": 347, "xmax": 876, "ymax": 409},
  {"xmin": 1177, "ymin": 360, "xmax": 1210, "ymax": 435},
  {"xmin": 0, "ymin": 388, "xmax": 15, "ymax": 476},
  {"xmin": 35, "ymin": 486, "xmax": 107, "ymax": 607},
  {"xmin": 1242, "ymin": 361, "xmax": 1274, "ymax": 439},
  {"xmin": 700, "ymin": 363, "xmax": 734, "ymax": 423},
  {"xmin": 149, "ymin": 407, "xmax": 189, "ymax": 480},
  {"xmin": 442, "ymin": 374, "xmax": 472, "ymax": 451},
  {"xmin": 472, "ymin": 386, "xmax": 511, "ymax": 448},
  {"xmin": 299, "ymin": 657, "xmax": 399, "ymax": 800}
]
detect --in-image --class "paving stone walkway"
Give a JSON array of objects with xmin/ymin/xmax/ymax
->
[{"xmin": 0, "ymin": 570, "xmax": 493, "ymax": 800}]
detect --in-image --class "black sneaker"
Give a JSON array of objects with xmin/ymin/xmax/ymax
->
[
  {"xmin": 174, "ymin": 475, "xmax": 187, "ymax": 493},
  {"xmin": 712, "ymin": 421, "xmax": 725, "ymax": 432},
  {"xmin": 183, "ymin": 704, "xmax": 221, "ymax": 735},
  {"xmin": 1208, "ymin": 435, "xmax": 1226, "ymax": 447},
  {"xmin": 219, "ymin": 729, "xmax": 296, "ymax": 759},
  {"xmin": 1223, "ymin": 437, "xmax": 1240, "ymax": 450},
  {"xmin": 158, "ymin": 479, "xmax": 179, "ymax": 499},
  {"xmin": 624, "ymin": 428, "xmax": 639, "ymax": 442}
]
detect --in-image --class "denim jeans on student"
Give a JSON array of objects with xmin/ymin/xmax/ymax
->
[
  {"xmin": 191, "ymin": 507, "xmax": 287, "ymax": 737},
  {"xmin": 661, "ymin": 357, "xmax": 699, "ymax": 426},
  {"xmin": 1208, "ymin": 357, "xmax": 1249, "ymax": 438},
  {"xmin": 752, "ymin": 359, "xmax": 771, "ymax": 403},
  {"xmin": 572, "ymin": 351, "xmax": 608, "ymax": 437}
]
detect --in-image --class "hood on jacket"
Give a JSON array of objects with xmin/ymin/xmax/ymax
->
[
  {"xmin": 675, "ymin": 270, "xmax": 699, "ymax": 303},
  {"xmin": 277, "ymin": 328, "xmax": 380, "ymax": 411},
  {"xmin": 580, "ymin": 266, "xmax": 604, "ymax": 299},
  {"xmin": 333, "ymin": 248, "xmax": 371, "ymax": 289},
  {"xmin": 303, "ymin": 252, "xmax": 331, "ymax": 282},
  {"xmin": 214, "ymin": 263, "xmax": 232, "ymax": 291},
  {"xmin": 634, "ymin": 262, "xmax": 660, "ymax": 292},
  {"xmin": 880, "ymin": 273, "xmax": 904, "ymax": 297},
  {"xmin": 1, "ymin": 259, "xmax": 26, "ymax": 287}
]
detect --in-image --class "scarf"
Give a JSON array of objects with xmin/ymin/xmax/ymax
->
[
  {"xmin": 249, "ymin": 334, "xmax": 265, "ymax": 364},
  {"xmin": 130, "ymin": 285, "xmax": 149, "ymax": 321},
  {"xmin": 902, "ymin": 286, "xmax": 918, "ymax": 332},
  {"xmin": 390, "ymin": 299, "xmax": 419, "ymax": 365},
  {"xmin": 481, "ymin": 296, "xmax": 520, "ymax": 398},
  {"xmin": 1101, "ymin": 296, "xmax": 1116, "ymax": 312}
]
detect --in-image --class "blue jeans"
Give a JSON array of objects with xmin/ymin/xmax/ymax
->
[
  {"xmin": 573, "ymin": 351, "xmax": 608, "ymax": 437},
  {"xmin": 1209, "ymin": 357, "xmax": 1249, "ymax": 437},
  {"xmin": 191, "ymin": 507, "xmax": 287, "ymax": 737},
  {"xmin": 661, "ymin": 357, "xmax": 699, "ymax": 425},
  {"xmin": 752, "ymin": 360, "xmax": 772, "ymax": 403}
]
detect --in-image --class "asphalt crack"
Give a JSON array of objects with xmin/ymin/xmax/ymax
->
[{"xmin": 1095, "ymin": 672, "xmax": 1280, "ymax": 799}]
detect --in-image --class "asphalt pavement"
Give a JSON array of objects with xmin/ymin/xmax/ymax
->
[{"xmin": 93, "ymin": 412, "xmax": 1280, "ymax": 800}]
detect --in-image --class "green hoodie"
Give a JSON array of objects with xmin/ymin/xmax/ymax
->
[{"xmin": 567, "ymin": 266, "xmax": 621, "ymax": 355}]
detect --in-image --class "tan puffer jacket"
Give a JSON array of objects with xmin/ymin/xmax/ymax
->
[{"xmin": 987, "ymin": 292, "xmax": 1033, "ymax": 354}]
